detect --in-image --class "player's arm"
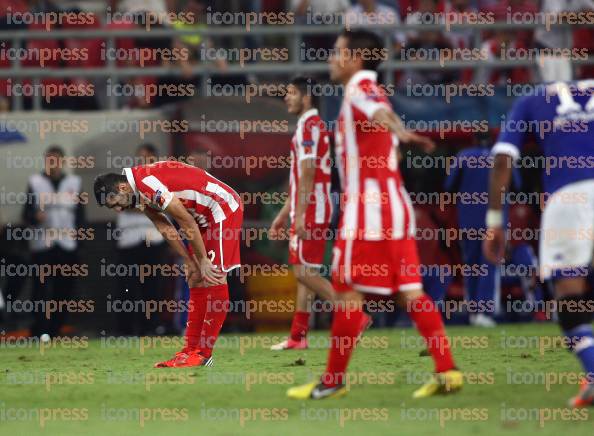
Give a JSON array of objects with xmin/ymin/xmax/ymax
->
[
  {"xmin": 143, "ymin": 206, "xmax": 192, "ymax": 261},
  {"xmin": 293, "ymin": 120, "xmax": 321, "ymax": 239},
  {"xmin": 294, "ymin": 158, "xmax": 315, "ymax": 239},
  {"xmin": 143, "ymin": 206, "xmax": 203, "ymax": 287},
  {"xmin": 483, "ymin": 96, "xmax": 529, "ymax": 264},
  {"xmin": 373, "ymin": 107, "xmax": 435, "ymax": 153},
  {"xmin": 162, "ymin": 197, "xmax": 226, "ymax": 285},
  {"xmin": 484, "ymin": 154, "xmax": 513, "ymax": 263},
  {"xmin": 488, "ymin": 155, "xmax": 514, "ymax": 213},
  {"xmin": 270, "ymin": 193, "xmax": 290, "ymax": 240}
]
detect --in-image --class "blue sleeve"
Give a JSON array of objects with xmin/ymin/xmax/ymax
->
[{"xmin": 492, "ymin": 96, "xmax": 533, "ymax": 159}]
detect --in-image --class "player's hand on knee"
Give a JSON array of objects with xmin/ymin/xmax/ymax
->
[
  {"xmin": 186, "ymin": 273, "xmax": 204, "ymax": 288},
  {"xmin": 184, "ymin": 261, "xmax": 202, "ymax": 287},
  {"xmin": 199, "ymin": 257, "xmax": 226, "ymax": 285}
]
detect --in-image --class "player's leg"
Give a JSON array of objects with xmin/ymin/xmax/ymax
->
[
  {"xmin": 539, "ymin": 180, "xmax": 594, "ymax": 406},
  {"xmin": 198, "ymin": 280, "xmax": 230, "ymax": 360},
  {"xmin": 287, "ymin": 289, "xmax": 365, "ymax": 400},
  {"xmin": 272, "ymin": 236, "xmax": 334, "ymax": 350},
  {"xmin": 463, "ymin": 238, "xmax": 497, "ymax": 327},
  {"xmin": 156, "ymin": 213, "xmax": 239, "ymax": 368},
  {"xmin": 394, "ymin": 238, "xmax": 462, "ymax": 398},
  {"xmin": 508, "ymin": 244, "xmax": 544, "ymax": 320},
  {"xmin": 156, "ymin": 279, "xmax": 227, "ymax": 368},
  {"xmin": 295, "ymin": 278, "xmax": 314, "ymax": 314},
  {"xmin": 291, "ymin": 235, "xmax": 334, "ymax": 301},
  {"xmin": 293, "ymin": 264, "xmax": 334, "ymax": 301},
  {"xmin": 292, "ymin": 280, "xmax": 314, "ymax": 338},
  {"xmin": 271, "ymin": 280, "xmax": 312, "ymax": 350},
  {"xmin": 184, "ymin": 285, "xmax": 209, "ymax": 352},
  {"xmin": 165, "ymin": 284, "xmax": 231, "ymax": 368},
  {"xmin": 286, "ymin": 240, "xmax": 372, "ymax": 400},
  {"xmin": 472, "ymin": 256, "xmax": 498, "ymax": 327},
  {"xmin": 188, "ymin": 211, "xmax": 243, "ymax": 364},
  {"xmin": 556, "ymin": 276, "xmax": 594, "ymax": 407},
  {"xmin": 154, "ymin": 282, "xmax": 210, "ymax": 368},
  {"xmin": 396, "ymin": 287, "xmax": 462, "ymax": 397},
  {"xmin": 321, "ymin": 289, "xmax": 365, "ymax": 385}
]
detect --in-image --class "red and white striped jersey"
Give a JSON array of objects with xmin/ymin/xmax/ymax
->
[
  {"xmin": 289, "ymin": 108, "xmax": 332, "ymax": 227},
  {"xmin": 123, "ymin": 161, "xmax": 242, "ymax": 229},
  {"xmin": 334, "ymin": 70, "xmax": 416, "ymax": 241}
]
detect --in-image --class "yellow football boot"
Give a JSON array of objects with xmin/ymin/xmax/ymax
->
[
  {"xmin": 412, "ymin": 370, "xmax": 463, "ymax": 399},
  {"xmin": 287, "ymin": 381, "xmax": 347, "ymax": 400}
]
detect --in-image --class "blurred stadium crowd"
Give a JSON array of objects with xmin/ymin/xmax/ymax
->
[{"xmin": 0, "ymin": 0, "xmax": 592, "ymax": 110}]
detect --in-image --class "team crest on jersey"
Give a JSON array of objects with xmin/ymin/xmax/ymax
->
[
  {"xmin": 362, "ymin": 82, "xmax": 382, "ymax": 100},
  {"xmin": 154, "ymin": 189, "xmax": 165, "ymax": 207},
  {"xmin": 302, "ymin": 139, "xmax": 314, "ymax": 154},
  {"xmin": 366, "ymin": 91, "xmax": 381, "ymax": 102}
]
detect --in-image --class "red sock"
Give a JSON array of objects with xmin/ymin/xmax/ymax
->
[
  {"xmin": 290, "ymin": 311, "xmax": 310, "ymax": 341},
  {"xmin": 322, "ymin": 305, "xmax": 364, "ymax": 387},
  {"xmin": 408, "ymin": 294, "xmax": 455, "ymax": 373},
  {"xmin": 200, "ymin": 284, "xmax": 229, "ymax": 358},
  {"xmin": 185, "ymin": 287, "xmax": 208, "ymax": 351}
]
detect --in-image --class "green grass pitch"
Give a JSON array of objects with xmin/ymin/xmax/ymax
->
[{"xmin": 2, "ymin": 323, "xmax": 593, "ymax": 435}]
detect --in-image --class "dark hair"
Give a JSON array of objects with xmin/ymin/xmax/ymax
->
[
  {"xmin": 93, "ymin": 173, "xmax": 127, "ymax": 206},
  {"xmin": 289, "ymin": 75, "xmax": 319, "ymax": 109},
  {"xmin": 340, "ymin": 29, "xmax": 385, "ymax": 71},
  {"xmin": 136, "ymin": 142, "xmax": 159, "ymax": 157},
  {"xmin": 45, "ymin": 145, "xmax": 65, "ymax": 157}
]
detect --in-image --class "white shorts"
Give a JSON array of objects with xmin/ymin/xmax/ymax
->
[{"xmin": 540, "ymin": 179, "xmax": 594, "ymax": 279}]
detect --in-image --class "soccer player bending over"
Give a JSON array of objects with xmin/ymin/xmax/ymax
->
[
  {"xmin": 269, "ymin": 76, "xmax": 371, "ymax": 350},
  {"xmin": 94, "ymin": 160, "xmax": 243, "ymax": 368},
  {"xmin": 287, "ymin": 29, "xmax": 462, "ymax": 400},
  {"xmin": 484, "ymin": 80, "xmax": 594, "ymax": 407}
]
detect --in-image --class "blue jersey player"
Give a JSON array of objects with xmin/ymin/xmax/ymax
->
[
  {"xmin": 445, "ymin": 132, "xmax": 521, "ymax": 327},
  {"xmin": 485, "ymin": 81, "xmax": 594, "ymax": 407}
]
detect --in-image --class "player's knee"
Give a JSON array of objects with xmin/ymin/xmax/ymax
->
[
  {"xmin": 293, "ymin": 268, "xmax": 306, "ymax": 282},
  {"xmin": 396, "ymin": 288, "xmax": 424, "ymax": 307},
  {"xmin": 554, "ymin": 277, "xmax": 588, "ymax": 298}
]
